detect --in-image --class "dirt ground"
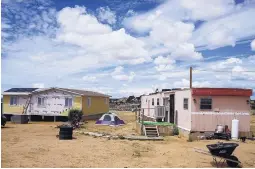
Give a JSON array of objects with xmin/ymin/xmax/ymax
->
[{"xmin": 1, "ymin": 112, "xmax": 255, "ymax": 168}]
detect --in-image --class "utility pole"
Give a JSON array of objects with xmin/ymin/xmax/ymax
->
[{"xmin": 190, "ymin": 67, "xmax": 192, "ymax": 89}]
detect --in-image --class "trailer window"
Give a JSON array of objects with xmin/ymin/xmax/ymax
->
[
  {"xmin": 87, "ymin": 97, "xmax": 91, "ymax": 107},
  {"xmin": 10, "ymin": 96, "xmax": 18, "ymax": 105},
  {"xmin": 65, "ymin": 98, "xmax": 72, "ymax": 107},
  {"xmin": 200, "ymin": 98, "xmax": 212, "ymax": 110},
  {"xmin": 183, "ymin": 98, "xmax": 188, "ymax": 110},
  {"xmin": 38, "ymin": 97, "xmax": 45, "ymax": 106}
]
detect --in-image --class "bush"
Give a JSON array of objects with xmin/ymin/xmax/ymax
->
[
  {"xmin": 68, "ymin": 109, "xmax": 83, "ymax": 129},
  {"xmin": 172, "ymin": 124, "xmax": 179, "ymax": 135}
]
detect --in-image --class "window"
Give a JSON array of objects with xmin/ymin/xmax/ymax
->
[
  {"xmin": 104, "ymin": 98, "xmax": 108, "ymax": 104},
  {"xmin": 65, "ymin": 98, "xmax": 72, "ymax": 107},
  {"xmin": 37, "ymin": 97, "xmax": 45, "ymax": 106},
  {"xmin": 10, "ymin": 96, "xmax": 18, "ymax": 105},
  {"xmin": 152, "ymin": 98, "xmax": 154, "ymax": 106},
  {"xmin": 200, "ymin": 98, "xmax": 212, "ymax": 110},
  {"xmin": 87, "ymin": 97, "xmax": 91, "ymax": 107},
  {"xmin": 183, "ymin": 98, "xmax": 188, "ymax": 110},
  {"xmin": 157, "ymin": 98, "xmax": 160, "ymax": 105}
]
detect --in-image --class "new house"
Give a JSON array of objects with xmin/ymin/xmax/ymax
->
[
  {"xmin": 141, "ymin": 88, "xmax": 252, "ymax": 135},
  {"xmin": 2, "ymin": 87, "xmax": 111, "ymax": 119}
]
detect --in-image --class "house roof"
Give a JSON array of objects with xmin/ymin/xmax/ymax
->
[
  {"xmin": 4, "ymin": 88, "xmax": 38, "ymax": 92},
  {"xmin": 2, "ymin": 88, "xmax": 38, "ymax": 95},
  {"xmin": 57, "ymin": 88, "xmax": 111, "ymax": 97},
  {"xmin": 2, "ymin": 87, "xmax": 111, "ymax": 97},
  {"xmin": 192, "ymin": 88, "xmax": 253, "ymax": 96}
]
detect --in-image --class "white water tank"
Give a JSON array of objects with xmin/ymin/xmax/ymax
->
[{"xmin": 231, "ymin": 119, "xmax": 239, "ymax": 140}]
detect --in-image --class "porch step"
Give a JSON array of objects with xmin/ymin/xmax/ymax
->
[{"xmin": 144, "ymin": 126, "xmax": 159, "ymax": 137}]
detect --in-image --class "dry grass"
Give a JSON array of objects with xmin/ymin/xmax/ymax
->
[{"xmin": 1, "ymin": 112, "xmax": 255, "ymax": 168}]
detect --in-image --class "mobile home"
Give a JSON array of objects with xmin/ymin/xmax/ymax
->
[
  {"xmin": 2, "ymin": 87, "xmax": 111, "ymax": 120},
  {"xmin": 141, "ymin": 88, "xmax": 252, "ymax": 135}
]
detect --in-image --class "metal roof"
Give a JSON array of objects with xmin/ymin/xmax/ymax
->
[
  {"xmin": 58, "ymin": 88, "xmax": 111, "ymax": 97},
  {"xmin": 4, "ymin": 88, "xmax": 38, "ymax": 92},
  {"xmin": 3, "ymin": 87, "xmax": 111, "ymax": 97}
]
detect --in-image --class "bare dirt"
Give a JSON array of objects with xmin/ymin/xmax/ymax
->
[{"xmin": 1, "ymin": 112, "xmax": 255, "ymax": 168}]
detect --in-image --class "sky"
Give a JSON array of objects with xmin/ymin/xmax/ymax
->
[{"xmin": 1, "ymin": 0, "xmax": 255, "ymax": 98}]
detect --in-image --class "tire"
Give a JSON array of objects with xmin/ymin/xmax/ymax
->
[{"xmin": 226, "ymin": 155, "xmax": 239, "ymax": 168}]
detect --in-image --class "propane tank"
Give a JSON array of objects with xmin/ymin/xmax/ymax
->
[{"xmin": 231, "ymin": 119, "xmax": 239, "ymax": 140}]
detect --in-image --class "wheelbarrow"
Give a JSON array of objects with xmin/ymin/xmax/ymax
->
[{"xmin": 194, "ymin": 142, "xmax": 241, "ymax": 168}]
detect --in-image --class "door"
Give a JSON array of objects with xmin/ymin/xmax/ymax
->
[
  {"xmin": 148, "ymin": 100, "xmax": 150, "ymax": 116},
  {"xmin": 169, "ymin": 94, "xmax": 175, "ymax": 123},
  {"xmin": 163, "ymin": 98, "xmax": 169, "ymax": 122}
]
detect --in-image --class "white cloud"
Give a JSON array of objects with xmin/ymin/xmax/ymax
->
[
  {"xmin": 123, "ymin": 0, "xmax": 237, "ymax": 33},
  {"xmin": 124, "ymin": 0, "xmax": 255, "ymax": 51},
  {"xmin": 154, "ymin": 55, "xmax": 175, "ymax": 72},
  {"xmin": 97, "ymin": 6, "xmax": 116, "ymax": 24},
  {"xmin": 179, "ymin": 0, "xmax": 235, "ymax": 21},
  {"xmin": 32, "ymin": 83, "xmax": 45, "ymax": 88},
  {"xmin": 171, "ymin": 43, "xmax": 203, "ymax": 60},
  {"xmin": 251, "ymin": 39, "xmax": 255, "ymax": 51},
  {"xmin": 212, "ymin": 57, "xmax": 242, "ymax": 70},
  {"xmin": 57, "ymin": 6, "xmax": 112, "ymax": 35},
  {"xmin": 82, "ymin": 76, "xmax": 97, "ymax": 82},
  {"xmin": 232, "ymin": 65, "xmax": 244, "ymax": 72},
  {"xmin": 173, "ymin": 78, "xmax": 211, "ymax": 88},
  {"xmin": 111, "ymin": 66, "xmax": 136, "ymax": 82},
  {"xmin": 112, "ymin": 66, "xmax": 124, "ymax": 74},
  {"xmin": 192, "ymin": 7, "xmax": 255, "ymax": 49},
  {"xmin": 149, "ymin": 21, "xmax": 194, "ymax": 48},
  {"xmin": 154, "ymin": 55, "xmax": 175, "ymax": 65},
  {"xmin": 56, "ymin": 6, "xmax": 150, "ymax": 65},
  {"xmin": 119, "ymin": 87, "xmax": 153, "ymax": 97}
]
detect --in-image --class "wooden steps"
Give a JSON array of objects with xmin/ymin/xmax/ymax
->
[{"xmin": 144, "ymin": 125, "xmax": 159, "ymax": 137}]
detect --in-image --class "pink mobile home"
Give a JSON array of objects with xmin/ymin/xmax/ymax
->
[{"xmin": 141, "ymin": 88, "xmax": 252, "ymax": 135}]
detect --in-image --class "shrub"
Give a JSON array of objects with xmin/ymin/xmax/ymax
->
[
  {"xmin": 68, "ymin": 109, "xmax": 83, "ymax": 129},
  {"xmin": 172, "ymin": 124, "xmax": 179, "ymax": 135}
]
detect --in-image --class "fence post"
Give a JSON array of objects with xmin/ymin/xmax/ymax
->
[{"xmin": 140, "ymin": 109, "xmax": 144, "ymax": 135}]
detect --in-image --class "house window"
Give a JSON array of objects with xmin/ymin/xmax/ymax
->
[
  {"xmin": 200, "ymin": 98, "xmax": 212, "ymax": 110},
  {"xmin": 87, "ymin": 97, "xmax": 91, "ymax": 107},
  {"xmin": 65, "ymin": 98, "xmax": 72, "ymax": 107},
  {"xmin": 157, "ymin": 98, "xmax": 160, "ymax": 105},
  {"xmin": 37, "ymin": 97, "xmax": 45, "ymax": 106},
  {"xmin": 183, "ymin": 98, "xmax": 188, "ymax": 110},
  {"xmin": 10, "ymin": 96, "xmax": 18, "ymax": 105},
  {"xmin": 152, "ymin": 98, "xmax": 154, "ymax": 106}
]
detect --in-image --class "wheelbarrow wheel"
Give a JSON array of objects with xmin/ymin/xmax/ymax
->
[{"xmin": 226, "ymin": 155, "xmax": 239, "ymax": 167}]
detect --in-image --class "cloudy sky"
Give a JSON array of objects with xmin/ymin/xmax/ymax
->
[{"xmin": 1, "ymin": 0, "xmax": 255, "ymax": 98}]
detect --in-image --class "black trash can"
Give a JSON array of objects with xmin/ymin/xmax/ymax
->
[{"xmin": 59, "ymin": 126, "xmax": 73, "ymax": 140}]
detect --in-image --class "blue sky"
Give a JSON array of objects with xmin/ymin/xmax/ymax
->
[{"xmin": 1, "ymin": 0, "xmax": 255, "ymax": 98}]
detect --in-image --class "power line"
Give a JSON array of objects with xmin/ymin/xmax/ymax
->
[{"xmin": 193, "ymin": 69, "xmax": 255, "ymax": 73}]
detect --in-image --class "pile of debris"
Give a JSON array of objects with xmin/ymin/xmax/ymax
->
[{"xmin": 75, "ymin": 131, "xmax": 164, "ymax": 141}]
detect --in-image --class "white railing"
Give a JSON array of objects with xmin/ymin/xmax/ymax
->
[{"xmin": 154, "ymin": 106, "xmax": 166, "ymax": 118}]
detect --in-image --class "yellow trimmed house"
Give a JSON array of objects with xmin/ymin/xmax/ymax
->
[{"xmin": 2, "ymin": 87, "xmax": 110, "ymax": 119}]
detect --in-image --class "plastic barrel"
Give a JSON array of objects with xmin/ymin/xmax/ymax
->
[
  {"xmin": 231, "ymin": 119, "xmax": 239, "ymax": 140},
  {"xmin": 59, "ymin": 126, "xmax": 73, "ymax": 140}
]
